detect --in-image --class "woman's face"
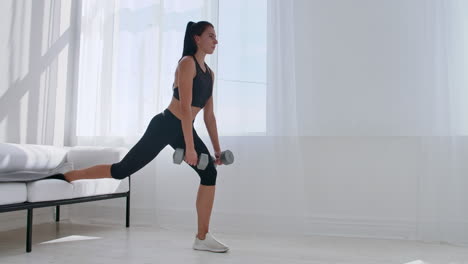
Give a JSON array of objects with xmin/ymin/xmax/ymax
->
[{"xmin": 195, "ymin": 26, "xmax": 218, "ymax": 54}]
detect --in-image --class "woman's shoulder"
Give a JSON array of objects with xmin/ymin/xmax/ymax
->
[
  {"xmin": 177, "ymin": 56, "xmax": 196, "ymax": 73},
  {"xmin": 179, "ymin": 55, "xmax": 196, "ymax": 65}
]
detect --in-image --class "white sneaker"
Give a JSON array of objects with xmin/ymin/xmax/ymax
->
[{"xmin": 193, "ymin": 232, "xmax": 229, "ymax": 253}]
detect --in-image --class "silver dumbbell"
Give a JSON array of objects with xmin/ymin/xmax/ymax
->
[
  {"xmin": 210, "ymin": 150, "xmax": 235, "ymax": 167},
  {"xmin": 173, "ymin": 148, "xmax": 210, "ymax": 170}
]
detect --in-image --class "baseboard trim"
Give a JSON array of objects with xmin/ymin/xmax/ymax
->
[{"xmin": 304, "ymin": 215, "xmax": 417, "ymax": 240}]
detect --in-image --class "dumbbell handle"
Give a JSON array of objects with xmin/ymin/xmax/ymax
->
[{"xmin": 212, "ymin": 150, "xmax": 235, "ymax": 166}]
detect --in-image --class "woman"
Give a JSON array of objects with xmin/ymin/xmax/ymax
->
[{"xmin": 62, "ymin": 21, "xmax": 229, "ymax": 253}]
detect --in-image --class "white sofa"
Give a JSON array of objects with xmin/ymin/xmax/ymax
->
[{"xmin": 0, "ymin": 143, "xmax": 131, "ymax": 253}]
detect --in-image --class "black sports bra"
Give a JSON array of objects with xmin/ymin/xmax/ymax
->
[{"xmin": 173, "ymin": 55, "xmax": 213, "ymax": 108}]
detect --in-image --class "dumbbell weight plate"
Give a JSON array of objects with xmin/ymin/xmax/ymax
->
[
  {"xmin": 222, "ymin": 150, "xmax": 234, "ymax": 165},
  {"xmin": 197, "ymin": 153, "xmax": 209, "ymax": 170},
  {"xmin": 173, "ymin": 148, "xmax": 184, "ymax": 164}
]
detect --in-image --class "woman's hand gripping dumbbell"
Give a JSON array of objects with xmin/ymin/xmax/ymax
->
[
  {"xmin": 173, "ymin": 148, "xmax": 210, "ymax": 170},
  {"xmin": 211, "ymin": 150, "xmax": 235, "ymax": 168}
]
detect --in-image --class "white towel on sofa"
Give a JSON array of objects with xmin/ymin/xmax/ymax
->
[
  {"xmin": 0, "ymin": 143, "xmax": 68, "ymax": 173},
  {"xmin": 0, "ymin": 143, "xmax": 71, "ymax": 182},
  {"xmin": 0, "ymin": 162, "xmax": 73, "ymax": 182}
]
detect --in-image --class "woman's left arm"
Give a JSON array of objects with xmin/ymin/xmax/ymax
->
[{"xmin": 204, "ymin": 70, "xmax": 221, "ymax": 156}]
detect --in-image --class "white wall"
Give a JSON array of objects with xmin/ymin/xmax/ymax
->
[
  {"xmin": 0, "ymin": 0, "xmax": 78, "ymax": 146},
  {"xmin": 0, "ymin": 0, "xmax": 79, "ymax": 231},
  {"xmin": 296, "ymin": 0, "xmax": 436, "ymax": 136},
  {"xmin": 294, "ymin": 0, "xmax": 466, "ymax": 240}
]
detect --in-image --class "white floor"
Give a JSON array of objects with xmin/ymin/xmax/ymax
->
[{"xmin": 0, "ymin": 221, "xmax": 467, "ymax": 264}]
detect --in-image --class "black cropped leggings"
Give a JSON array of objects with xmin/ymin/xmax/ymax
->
[{"xmin": 110, "ymin": 109, "xmax": 217, "ymax": 186}]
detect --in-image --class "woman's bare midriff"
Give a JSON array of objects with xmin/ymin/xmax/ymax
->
[{"xmin": 167, "ymin": 96, "xmax": 202, "ymax": 122}]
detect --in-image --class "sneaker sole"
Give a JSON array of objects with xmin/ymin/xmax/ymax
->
[{"xmin": 193, "ymin": 247, "xmax": 229, "ymax": 253}]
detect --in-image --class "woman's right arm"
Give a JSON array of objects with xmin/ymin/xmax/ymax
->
[{"xmin": 177, "ymin": 57, "xmax": 198, "ymax": 166}]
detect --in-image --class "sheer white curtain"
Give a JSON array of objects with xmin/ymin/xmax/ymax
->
[
  {"xmin": 264, "ymin": 0, "xmax": 306, "ymax": 232},
  {"xmin": 417, "ymin": 0, "xmax": 468, "ymax": 245}
]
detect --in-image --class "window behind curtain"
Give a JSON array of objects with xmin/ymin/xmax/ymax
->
[
  {"xmin": 75, "ymin": 0, "xmax": 266, "ymax": 139},
  {"xmin": 210, "ymin": 0, "xmax": 267, "ymax": 136}
]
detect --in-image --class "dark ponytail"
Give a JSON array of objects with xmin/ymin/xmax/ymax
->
[{"xmin": 180, "ymin": 21, "xmax": 214, "ymax": 61}]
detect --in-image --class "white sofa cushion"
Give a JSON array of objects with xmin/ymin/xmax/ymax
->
[
  {"xmin": 71, "ymin": 178, "xmax": 129, "ymax": 198},
  {"xmin": 26, "ymin": 178, "xmax": 129, "ymax": 202},
  {"xmin": 67, "ymin": 146, "xmax": 128, "ymax": 170},
  {"xmin": 1, "ymin": 144, "xmax": 130, "ymax": 203},
  {"xmin": 0, "ymin": 183, "xmax": 27, "ymax": 205},
  {"xmin": 0, "ymin": 143, "xmax": 68, "ymax": 173},
  {"xmin": 27, "ymin": 179, "xmax": 74, "ymax": 202}
]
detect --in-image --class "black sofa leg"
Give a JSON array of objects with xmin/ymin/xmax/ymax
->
[
  {"xmin": 56, "ymin": 206, "xmax": 60, "ymax": 222},
  {"xmin": 126, "ymin": 194, "xmax": 130, "ymax": 228},
  {"xmin": 27, "ymin": 208, "xmax": 33, "ymax": 253}
]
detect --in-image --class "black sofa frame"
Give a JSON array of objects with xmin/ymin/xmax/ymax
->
[{"xmin": 0, "ymin": 177, "xmax": 130, "ymax": 252}]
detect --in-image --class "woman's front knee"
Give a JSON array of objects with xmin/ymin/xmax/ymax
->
[
  {"xmin": 110, "ymin": 163, "xmax": 129, "ymax": 180},
  {"xmin": 199, "ymin": 165, "xmax": 217, "ymax": 186}
]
